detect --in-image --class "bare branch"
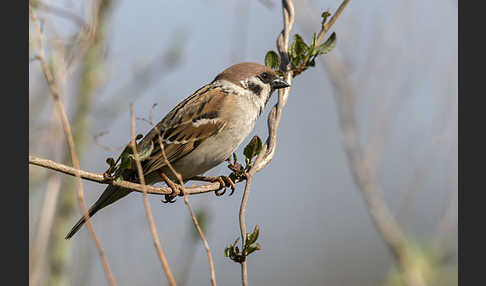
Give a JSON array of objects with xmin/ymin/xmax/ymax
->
[
  {"xmin": 238, "ymin": 143, "xmax": 268, "ymax": 286},
  {"xmin": 29, "ymin": 6, "xmax": 117, "ymax": 286},
  {"xmin": 129, "ymin": 105, "xmax": 177, "ymax": 286},
  {"xmin": 149, "ymin": 114, "xmax": 217, "ymax": 286},
  {"xmin": 30, "ymin": 2, "xmax": 352, "ymax": 285},
  {"xmin": 29, "ymin": 155, "xmax": 226, "ymax": 196},
  {"xmin": 322, "ymin": 49, "xmax": 427, "ymax": 286},
  {"xmin": 318, "ymin": 3, "xmax": 427, "ymax": 286},
  {"xmin": 178, "ymin": 192, "xmax": 217, "ymax": 286},
  {"xmin": 235, "ymin": 1, "xmax": 351, "ymax": 284}
]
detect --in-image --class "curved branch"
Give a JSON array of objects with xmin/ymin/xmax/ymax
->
[
  {"xmin": 30, "ymin": 2, "xmax": 351, "ymax": 285},
  {"xmin": 317, "ymin": 1, "xmax": 426, "ymax": 285},
  {"xmin": 30, "ymin": 5, "xmax": 116, "ymax": 286},
  {"xmin": 236, "ymin": 1, "xmax": 350, "ymax": 285}
]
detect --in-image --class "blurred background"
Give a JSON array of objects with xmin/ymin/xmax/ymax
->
[{"xmin": 29, "ymin": 0, "xmax": 457, "ymax": 285}]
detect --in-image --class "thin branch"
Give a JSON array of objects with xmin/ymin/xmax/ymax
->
[
  {"xmin": 316, "ymin": 0, "xmax": 351, "ymax": 44},
  {"xmin": 318, "ymin": 2, "xmax": 426, "ymax": 286},
  {"xmin": 29, "ymin": 84, "xmax": 65, "ymax": 286},
  {"xmin": 129, "ymin": 104, "xmax": 177, "ymax": 286},
  {"xmin": 29, "ymin": 6, "xmax": 117, "ymax": 286},
  {"xmin": 238, "ymin": 144, "xmax": 268, "ymax": 286},
  {"xmin": 149, "ymin": 117, "xmax": 217, "ymax": 285},
  {"xmin": 236, "ymin": 1, "xmax": 351, "ymax": 284},
  {"xmin": 236, "ymin": 0, "xmax": 296, "ymax": 281},
  {"xmin": 179, "ymin": 194, "xmax": 217, "ymax": 286},
  {"xmin": 29, "ymin": 155, "xmax": 225, "ymax": 196},
  {"xmin": 30, "ymin": 2, "xmax": 351, "ymax": 285},
  {"xmin": 254, "ymin": 0, "xmax": 350, "ymax": 172},
  {"xmin": 322, "ymin": 49, "xmax": 427, "ymax": 286}
]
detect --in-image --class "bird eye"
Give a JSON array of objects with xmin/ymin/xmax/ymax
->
[{"xmin": 259, "ymin": 72, "xmax": 270, "ymax": 83}]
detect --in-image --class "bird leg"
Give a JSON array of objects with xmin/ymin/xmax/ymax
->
[
  {"xmin": 158, "ymin": 172, "xmax": 182, "ymax": 203},
  {"xmin": 102, "ymin": 171, "xmax": 115, "ymax": 182},
  {"xmin": 189, "ymin": 175, "xmax": 236, "ymax": 196}
]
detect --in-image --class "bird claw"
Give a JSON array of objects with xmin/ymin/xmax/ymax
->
[
  {"xmin": 215, "ymin": 188, "xmax": 226, "ymax": 196},
  {"xmin": 158, "ymin": 171, "xmax": 182, "ymax": 203},
  {"xmin": 162, "ymin": 194, "xmax": 177, "ymax": 203},
  {"xmin": 187, "ymin": 175, "xmax": 236, "ymax": 197},
  {"xmin": 102, "ymin": 172, "xmax": 115, "ymax": 182},
  {"xmin": 214, "ymin": 176, "xmax": 236, "ymax": 197}
]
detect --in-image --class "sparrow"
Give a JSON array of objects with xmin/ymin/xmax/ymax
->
[{"xmin": 65, "ymin": 62, "xmax": 290, "ymax": 239}]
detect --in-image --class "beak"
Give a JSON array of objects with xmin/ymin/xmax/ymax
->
[{"xmin": 271, "ymin": 78, "xmax": 290, "ymax": 89}]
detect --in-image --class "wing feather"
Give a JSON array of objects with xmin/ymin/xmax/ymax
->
[{"xmin": 138, "ymin": 85, "xmax": 228, "ymax": 175}]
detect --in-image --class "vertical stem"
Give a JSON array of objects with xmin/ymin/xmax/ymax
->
[
  {"xmin": 238, "ymin": 144, "xmax": 267, "ymax": 286},
  {"xmin": 151, "ymin": 119, "xmax": 217, "ymax": 286},
  {"xmin": 130, "ymin": 105, "xmax": 177, "ymax": 286},
  {"xmin": 238, "ymin": 177, "xmax": 253, "ymax": 286},
  {"xmin": 30, "ymin": 5, "xmax": 116, "ymax": 286}
]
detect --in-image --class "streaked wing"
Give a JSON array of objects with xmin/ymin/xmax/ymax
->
[{"xmin": 138, "ymin": 84, "xmax": 228, "ymax": 175}]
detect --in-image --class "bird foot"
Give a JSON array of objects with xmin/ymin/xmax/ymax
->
[
  {"xmin": 190, "ymin": 175, "xmax": 236, "ymax": 196},
  {"xmin": 102, "ymin": 171, "xmax": 116, "ymax": 182},
  {"xmin": 158, "ymin": 172, "xmax": 183, "ymax": 203}
]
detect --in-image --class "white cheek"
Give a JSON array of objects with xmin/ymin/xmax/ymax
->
[
  {"xmin": 262, "ymin": 84, "xmax": 271, "ymax": 98},
  {"xmin": 240, "ymin": 80, "xmax": 248, "ymax": 89},
  {"xmin": 217, "ymin": 78, "xmax": 269, "ymax": 113}
]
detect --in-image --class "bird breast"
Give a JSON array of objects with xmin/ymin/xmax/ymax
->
[{"xmin": 171, "ymin": 91, "xmax": 260, "ymax": 179}]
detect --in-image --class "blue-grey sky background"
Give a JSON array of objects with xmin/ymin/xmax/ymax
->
[{"xmin": 29, "ymin": 0, "xmax": 457, "ymax": 285}]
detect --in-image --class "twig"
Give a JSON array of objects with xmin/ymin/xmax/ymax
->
[
  {"xmin": 149, "ymin": 116, "xmax": 217, "ymax": 286},
  {"xmin": 238, "ymin": 145, "xmax": 268, "ymax": 286},
  {"xmin": 29, "ymin": 155, "xmax": 226, "ymax": 196},
  {"xmin": 30, "ymin": 1, "xmax": 350, "ymax": 284},
  {"xmin": 253, "ymin": 0, "xmax": 349, "ymax": 172},
  {"xmin": 29, "ymin": 82, "xmax": 65, "ymax": 286},
  {"xmin": 316, "ymin": 0, "xmax": 350, "ymax": 44},
  {"xmin": 93, "ymin": 131, "xmax": 125, "ymax": 152},
  {"xmin": 318, "ymin": 2, "xmax": 427, "ymax": 286},
  {"xmin": 180, "ymin": 193, "xmax": 217, "ymax": 285},
  {"xmin": 129, "ymin": 105, "xmax": 177, "ymax": 286},
  {"xmin": 236, "ymin": 1, "xmax": 352, "ymax": 284},
  {"xmin": 327, "ymin": 62, "xmax": 427, "ymax": 286},
  {"xmin": 235, "ymin": 1, "xmax": 296, "ymax": 282},
  {"xmin": 29, "ymin": 6, "xmax": 117, "ymax": 286},
  {"xmin": 322, "ymin": 45, "xmax": 427, "ymax": 286}
]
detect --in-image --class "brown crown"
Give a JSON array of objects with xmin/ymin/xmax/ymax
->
[{"xmin": 214, "ymin": 62, "xmax": 277, "ymax": 87}]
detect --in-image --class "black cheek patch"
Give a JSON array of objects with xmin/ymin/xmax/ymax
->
[{"xmin": 248, "ymin": 82, "xmax": 263, "ymax": 96}]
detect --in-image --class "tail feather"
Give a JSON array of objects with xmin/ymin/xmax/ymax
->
[
  {"xmin": 65, "ymin": 185, "xmax": 131, "ymax": 239},
  {"xmin": 64, "ymin": 206, "xmax": 99, "ymax": 239}
]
